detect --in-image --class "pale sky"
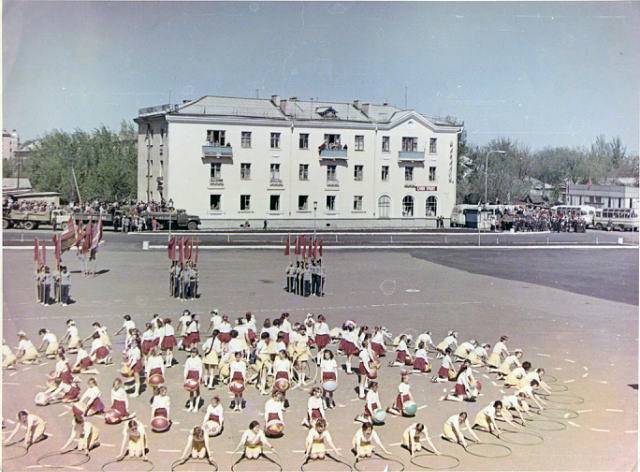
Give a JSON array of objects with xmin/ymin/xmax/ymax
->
[{"xmin": 3, "ymin": 1, "xmax": 639, "ymax": 153}]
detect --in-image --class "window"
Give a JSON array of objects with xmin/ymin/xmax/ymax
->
[
  {"xmin": 429, "ymin": 166, "xmax": 437, "ymax": 182},
  {"xmin": 241, "ymin": 131, "xmax": 252, "ymax": 148},
  {"xmin": 355, "ymin": 135, "xmax": 364, "ymax": 151},
  {"xmin": 354, "ymin": 165, "xmax": 364, "ymax": 181},
  {"xmin": 429, "ymin": 137, "xmax": 437, "ymax": 154},
  {"xmin": 206, "ymin": 130, "xmax": 225, "ymax": 146},
  {"xmin": 240, "ymin": 195, "xmax": 251, "ymax": 211},
  {"xmin": 426, "ymin": 196, "xmax": 437, "ymax": 216},
  {"xmin": 299, "ymin": 164, "xmax": 309, "ymax": 181},
  {"xmin": 381, "ymin": 166, "xmax": 389, "ymax": 181},
  {"xmin": 402, "ymin": 137, "xmax": 418, "ymax": 152},
  {"xmin": 298, "ymin": 195, "xmax": 309, "ymax": 211},
  {"xmin": 326, "ymin": 195, "xmax": 336, "ymax": 211},
  {"xmin": 270, "ymin": 132, "xmax": 281, "ymax": 149},
  {"xmin": 210, "ymin": 163, "xmax": 222, "ymax": 180},
  {"xmin": 240, "ymin": 163, "xmax": 251, "ymax": 180},
  {"xmin": 382, "ymin": 136, "xmax": 390, "ymax": 152},
  {"xmin": 299, "ymin": 133, "xmax": 309, "ymax": 149},
  {"xmin": 326, "ymin": 165, "xmax": 337, "ymax": 181},
  {"xmin": 210, "ymin": 194, "xmax": 221, "ymax": 211},
  {"xmin": 402, "ymin": 196, "xmax": 414, "ymax": 217},
  {"xmin": 405, "ymin": 167, "xmax": 414, "ymax": 182},
  {"xmin": 353, "ymin": 195, "xmax": 363, "ymax": 211},
  {"xmin": 270, "ymin": 163, "xmax": 280, "ymax": 181},
  {"xmin": 270, "ymin": 195, "xmax": 280, "ymax": 212},
  {"xmin": 323, "ymin": 134, "xmax": 342, "ymax": 149}
]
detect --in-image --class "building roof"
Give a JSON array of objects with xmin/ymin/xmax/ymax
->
[
  {"xmin": 3, "ymin": 178, "xmax": 32, "ymax": 191},
  {"xmin": 137, "ymin": 95, "xmax": 463, "ymax": 130}
]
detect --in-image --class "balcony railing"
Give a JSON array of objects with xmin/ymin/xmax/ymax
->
[
  {"xmin": 209, "ymin": 177, "xmax": 224, "ymax": 186},
  {"xmin": 269, "ymin": 178, "xmax": 283, "ymax": 187},
  {"xmin": 398, "ymin": 150, "xmax": 425, "ymax": 161},
  {"xmin": 202, "ymin": 144, "xmax": 233, "ymax": 162},
  {"xmin": 327, "ymin": 179, "xmax": 340, "ymax": 187},
  {"xmin": 319, "ymin": 148, "xmax": 348, "ymax": 159}
]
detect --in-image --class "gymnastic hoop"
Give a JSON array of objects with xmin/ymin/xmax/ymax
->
[
  {"xmin": 544, "ymin": 375, "xmax": 558, "ymax": 384},
  {"xmin": 2, "ymin": 442, "xmax": 28, "ymax": 461},
  {"xmin": 547, "ymin": 383, "xmax": 569, "ymax": 393},
  {"xmin": 231, "ymin": 453, "xmax": 283, "ymax": 472},
  {"xmin": 540, "ymin": 407, "xmax": 579, "ymax": 420},
  {"xmin": 36, "ymin": 450, "xmax": 91, "ymax": 469},
  {"xmin": 463, "ymin": 442, "xmax": 512, "ymax": 459},
  {"xmin": 545, "ymin": 394, "xmax": 585, "ymax": 405},
  {"xmin": 171, "ymin": 457, "xmax": 218, "ymax": 471},
  {"xmin": 353, "ymin": 452, "xmax": 405, "ymax": 471},
  {"xmin": 525, "ymin": 418, "xmax": 567, "ymax": 432},
  {"xmin": 409, "ymin": 453, "xmax": 460, "ymax": 470},
  {"xmin": 101, "ymin": 457, "xmax": 154, "ymax": 471},
  {"xmin": 301, "ymin": 453, "xmax": 353, "ymax": 471},
  {"xmin": 497, "ymin": 429, "xmax": 544, "ymax": 446},
  {"xmin": 293, "ymin": 360, "xmax": 318, "ymax": 386}
]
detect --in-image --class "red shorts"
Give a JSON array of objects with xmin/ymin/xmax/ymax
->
[
  {"xmin": 95, "ymin": 346, "xmax": 109, "ymax": 360},
  {"xmin": 395, "ymin": 394, "xmax": 411, "ymax": 410},
  {"xmin": 218, "ymin": 333, "xmax": 231, "ymax": 343},
  {"xmin": 132, "ymin": 360, "xmax": 143, "ymax": 374},
  {"xmin": 341, "ymin": 340, "xmax": 358, "ymax": 356},
  {"xmin": 149, "ymin": 367, "xmax": 163, "ymax": 377},
  {"xmin": 365, "ymin": 402, "xmax": 379, "ymax": 417},
  {"xmin": 315, "ymin": 334, "xmax": 330, "ymax": 350},
  {"xmin": 454, "ymin": 383, "xmax": 466, "ymax": 397},
  {"xmin": 438, "ymin": 366, "xmax": 450, "ymax": 379},
  {"xmin": 267, "ymin": 412, "xmax": 280, "ymax": 422},
  {"xmin": 231, "ymin": 371, "xmax": 244, "ymax": 382},
  {"xmin": 79, "ymin": 357, "xmax": 93, "ymax": 369},
  {"xmin": 208, "ymin": 414, "xmax": 220, "ymax": 423},
  {"xmin": 371, "ymin": 342, "xmax": 385, "ymax": 356},
  {"xmin": 396, "ymin": 351, "xmax": 407, "ymax": 364},
  {"xmin": 88, "ymin": 397, "xmax": 105, "ymax": 414},
  {"xmin": 275, "ymin": 371, "xmax": 289, "ymax": 381},
  {"xmin": 322, "ymin": 371, "xmax": 336, "ymax": 382},
  {"xmin": 112, "ymin": 400, "xmax": 128, "ymax": 417},
  {"xmin": 310, "ymin": 408, "xmax": 323, "ymax": 420},
  {"xmin": 247, "ymin": 330, "xmax": 257, "ymax": 344},
  {"xmin": 185, "ymin": 332, "xmax": 200, "ymax": 345},
  {"xmin": 413, "ymin": 357, "xmax": 427, "ymax": 372},
  {"xmin": 186, "ymin": 370, "xmax": 200, "ymax": 382},
  {"xmin": 141, "ymin": 340, "xmax": 154, "ymax": 355},
  {"xmin": 161, "ymin": 336, "xmax": 176, "ymax": 350},
  {"xmin": 279, "ymin": 332, "xmax": 290, "ymax": 346}
]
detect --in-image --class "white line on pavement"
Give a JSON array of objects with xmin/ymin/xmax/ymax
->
[
  {"xmin": 590, "ymin": 428, "xmax": 611, "ymax": 433},
  {"xmin": 568, "ymin": 421, "xmax": 581, "ymax": 428},
  {"xmin": 624, "ymin": 430, "xmax": 637, "ymax": 434},
  {"xmin": 563, "ymin": 379, "xmax": 576, "ymax": 383},
  {"xmin": 536, "ymin": 353, "xmax": 551, "ymax": 357},
  {"xmin": 159, "ymin": 449, "xmax": 181, "ymax": 453},
  {"xmin": 145, "ymin": 244, "xmax": 637, "ymax": 250},
  {"xmin": 564, "ymin": 359, "xmax": 576, "ymax": 363},
  {"xmin": 605, "ymin": 409, "xmax": 624, "ymax": 413},
  {"xmin": 577, "ymin": 409, "xmax": 593, "ymax": 413}
]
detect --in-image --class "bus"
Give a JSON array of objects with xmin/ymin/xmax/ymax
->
[
  {"xmin": 593, "ymin": 208, "xmax": 639, "ymax": 231},
  {"xmin": 450, "ymin": 204, "xmax": 517, "ymax": 228},
  {"xmin": 550, "ymin": 205, "xmax": 597, "ymax": 227}
]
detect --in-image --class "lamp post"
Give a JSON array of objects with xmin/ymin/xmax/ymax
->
[
  {"xmin": 313, "ymin": 201, "xmax": 318, "ymax": 239},
  {"xmin": 484, "ymin": 150, "xmax": 506, "ymax": 204}
]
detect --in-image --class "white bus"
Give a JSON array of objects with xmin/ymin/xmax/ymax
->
[
  {"xmin": 550, "ymin": 205, "xmax": 597, "ymax": 227},
  {"xmin": 593, "ymin": 208, "xmax": 639, "ymax": 231},
  {"xmin": 450, "ymin": 204, "xmax": 478, "ymax": 227}
]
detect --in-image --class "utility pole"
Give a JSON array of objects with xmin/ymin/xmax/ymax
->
[{"xmin": 71, "ymin": 166, "xmax": 82, "ymax": 205}]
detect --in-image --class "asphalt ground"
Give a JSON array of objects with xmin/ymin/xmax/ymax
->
[{"xmin": 2, "ymin": 244, "xmax": 638, "ymax": 471}]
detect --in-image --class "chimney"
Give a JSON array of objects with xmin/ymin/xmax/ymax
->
[
  {"xmin": 279, "ymin": 99, "xmax": 288, "ymax": 114},
  {"xmin": 271, "ymin": 95, "xmax": 280, "ymax": 107},
  {"xmin": 289, "ymin": 96, "xmax": 298, "ymax": 101},
  {"xmin": 353, "ymin": 99, "xmax": 360, "ymax": 109},
  {"xmin": 383, "ymin": 102, "xmax": 389, "ymax": 106},
  {"xmin": 360, "ymin": 103, "xmax": 370, "ymax": 116}
]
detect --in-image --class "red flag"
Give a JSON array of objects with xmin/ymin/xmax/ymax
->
[
  {"xmin": 187, "ymin": 238, "xmax": 193, "ymax": 261},
  {"xmin": 301, "ymin": 235, "xmax": 306, "ymax": 259},
  {"xmin": 179, "ymin": 237, "xmax": 185, "ymax": 264},
  {"xmin": 41, "ymin": 240, "xmax": 47, "ymax": 265},
  {"xmin": 34, "ymin": 238, "xmax": 40, "ymax": 264},
  {"xmin": 284, "ymin": 234, "xmax": 290, "ymax": 256},
  {"xmin": 75, "ymin": 220, "xmax": 84, "ymax": 247},
  {"xmin": 194, "ymin": 240, "xmax": 199, "ymax": 264},
  {"xmin": 53, "ymin": 234, "xmax": 61, "ymax": 266},
  {"xmin": 307, "ymin": 236, "xmax": 312, "ymax": 258},
  {"xmin": 167, "ymin": 236, "xmax": 176, "ymax": 260},
  {"xmin": 319, "ymin": 239, "xmax": 323, "ymax": 257},
  {"xmin": 82, "ymin": 220, "xmax": 93, "ymax": 254},
  {"xmin": 60, "ymin": 217, "xmax": 76, "ymax": 253},
  {"xmin": 312, "ymin": 238, "xmax": 318, "ymax": 259},
  {"xmin": 91, "ymin": 218, "xmax": 102, "ymax": 251},
  {"xmin": 294, "ymin": 236, "xmax": 300, "ymax": 256}
]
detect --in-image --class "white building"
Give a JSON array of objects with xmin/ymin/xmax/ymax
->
[
  {"xmin": 2, "ymin": 129, "xmax": 19, "ymax": 161},
  {"xmin": 135, "ymin": 95, "xmax": 462, "ymax": 228}
]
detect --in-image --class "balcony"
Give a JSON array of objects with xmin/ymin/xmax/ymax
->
[
  {"xmin": 319, "ymin": 148, "xmax": 348, "ymax": 160},
  {"xmin": 201, "ymin": 144, "xmax": 233, "ymax": 163},
  {"xmin": 327, "ymin": 179, "xmax": 340, "ymax": 188},
  {"xmin": 269, "ymin": 178, "xmax": 283, "ymax": 187},
  {"xmin": 398, "ymin": 150, "xmax": 425, "ymax": 162},
  {"xmin": 209, "ymin": 177, "xmax": 224, "ymax": 187}
]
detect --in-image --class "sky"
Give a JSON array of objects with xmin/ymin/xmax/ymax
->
[{"xmin": 3, "ymin": 1, "xmax": 640, "ymax": 153}]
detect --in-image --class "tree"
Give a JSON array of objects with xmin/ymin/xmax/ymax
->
[{"xmin": 25, "ymin": 123, "xmax": 137, "ymax": 203}]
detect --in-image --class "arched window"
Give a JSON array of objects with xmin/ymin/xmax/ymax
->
[
  {"xmin": 378, "ymin": 195, "xmax": 391, "ymax": 218},
  {"xmin": 426, "ymin": 196, "xmax": 437, "ymax": 216},
  {"xmin": 402, "ymin": 196, "xmax": 414, "ymax": 217}
]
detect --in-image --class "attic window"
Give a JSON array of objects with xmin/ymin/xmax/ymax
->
[{"xmin": 316, "ymin": 106, "xmax": 337, "ymax": 119}]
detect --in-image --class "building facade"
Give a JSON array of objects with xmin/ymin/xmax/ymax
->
[
  {"xmin": 2, "ymin": 129, "xmax": 19, "ymax": 161},
  {"xmin": 564, "ymin": 183, "xmax": 639, "ymax": 209},
  {"xmin": 135, "ymin": 95, "xmax": 462, "ymax": 228}
]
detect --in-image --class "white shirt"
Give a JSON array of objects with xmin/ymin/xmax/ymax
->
[
  {"xmin": 442, "ymin": 355, "xmax": 454, "ymax": 370},
  {"xmin": 358, "ymin": 348, "xmax": 372, "ymax": 371},
  {"xmin": 396, "ymin": 339, "xmax": 408, "ymax": 352},
  {"xmin": 366, "ymin": 390, "xmax": 380, "ymax": 410},
  {"xmin": 81, "ymin": 385, "xmax": 101, "ymax": 404},
  {"xmin": 315, "ymin": 322, "xmax": 330, "ymax": 335},
  {"xmin": 146, "ymin": 355, "xmax": 165, "ymax": 374},
  {"xmin": 18, "ymin": 339, "xmax": 35, "ymax": 351},
  {"xmin": 42, "ymin": 332, "xmax": 57, "ymax": 344},
  {"xmin": 482, "ymin": 405, "xmax": 496, "ymax": 419},
  {"xmin": 415, "ymin": 348, "xmax": 428, "ymax": 360},
  {"xmin": 417, "ymin": 333, "xmax": 434, "ymax": 346},
  {"xmin": 273, "ymin": 358, "xmax": 291, "ymax": 374},
  {"xmin": 127, "ymin": 346, "xmax": 141, "ymax": 367},
  {"xmin": 307, "ymin": 396, "xmax": 324, "ymax": 413},
  {"xmin": 90, "ymin": 337, "xmax": 105, "ymax": 353},
  {"xmin": 66, "ymin": 325, "xmax": 79, "ymax": 339},
  {"xmin": 184, "ymin": 356, "xmax": 203, "ymax": 379},
  {"xmin": 210, "ymin": 315, "xmax": 222, "ymax": 331},
  {"xmin": 163, "ymin": 324, "xmax": 175, "ymax": 337},
  {"xmin": 111, "ymin": 388, "xmax": 128, "ymax": 408},
  {"xmin": 218, "ymin": 321, "xmax": 231, "ymax": 334},
  {"xmin": 398, "ymin": 382, "xmax": 411, "ymax": 395},
  {"xmin": 320, "ymin": 358, "xmax": 337, "ymax": 375},
  {"xmin": 493, "ymin": 341, "xmax": 508, "ymax": 356},
  {"xmin": 228, "ymin": 338, "xmax": 244, "ymax": 354},
  {"xmin": 280, "ymin": 319, "xmax": 292, "ymax": 333},
  {"xmin": 265, "ymin": 398, "xmax": 284, "ymax": 418},
  {"xmin": 204, "ymin": 403, "xmax": 223, "ymax": 423},
  {"xmin": 230, "ymin": 360, "xmax": 247, "ymax": 378},
  {"xmin": 151, "ymin": 395, "xmax": 170, "ymax": 416}
]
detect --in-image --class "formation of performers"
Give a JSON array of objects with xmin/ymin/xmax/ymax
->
[
  {"xmin": 34, "ymin": 265, "xmax": 72, "ymax": 306},
  {"xmin": 285, "ymin": 259, "xmax": 325, "ymax": 297},
  {"xmin": 3, "ymin": 311, "xmax": 557, "ymax": 469},
  {"xmin": 169, "ymin": 261, "xmax": 199, "ymax": 300}
]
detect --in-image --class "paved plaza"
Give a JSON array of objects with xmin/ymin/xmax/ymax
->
[{"xmin": 2, "ymin": 241, "xmax": 638, "ymax": 471}]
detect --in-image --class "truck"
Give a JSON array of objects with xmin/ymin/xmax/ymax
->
[
  {"xmin": 3, "ymin": 208, "xmax": 69, "ymax": 230},
  {"xmin": 143, "ymin": 209, "xmax": 201, "ymax": 230}
]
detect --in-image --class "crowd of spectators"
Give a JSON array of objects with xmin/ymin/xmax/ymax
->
[{"xmin": 493, "ymin": 205, "xmax": 585, "ymax": 233}]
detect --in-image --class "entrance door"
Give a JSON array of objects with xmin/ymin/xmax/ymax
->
[{"xmin": 378, "ymin": 195, "xmax": 391, "ymax": 218}]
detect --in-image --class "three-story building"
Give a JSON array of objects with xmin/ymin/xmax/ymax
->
[{"xmin": 135, "ymin": 95, "xmax": 462, "ymax": 228}]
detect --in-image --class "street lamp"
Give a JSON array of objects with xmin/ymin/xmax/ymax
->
[
  {"xmin": 313, "ymin": 201, "xmax": 318, "ymax": 239},
  {"xmin": 484, "ymin": 150, "xmax": 506, "ymax": 204}
]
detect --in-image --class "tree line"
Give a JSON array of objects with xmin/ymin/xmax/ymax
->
[{"xmin": 4, "ymin": 120, "xmax": 638, "ymax": 206}]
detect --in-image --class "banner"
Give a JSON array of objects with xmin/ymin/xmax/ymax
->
[
  {"xmin": 53, "ymin": 234, "xmax": 61, "ymax": 266},
  {"xmin": 319, "ymin": 239, "xmax": 323, "ymax": 258},
  {"xmin": 34, "ymin": 238, "xmax": 40, "ymax": 264},
  {"xmin": 194, "ymin": 240, "xmax": 199, "ymax": 265},
  {"xmin": 60, "ymin": 217, "xmax": 76, "ymax": 253},
  {"xmin": 167, "ymin": 236, "xmax": 176, "ymax": 261},
  {"xmin": 284, "ymin": 234, "xmax": 290, "ymax": 256},
  {"xmin": 294, "ymin": 236, "xmax": 300, "ymax": 256},
  {"xmin": 41, "ymin": 240, "xmax": 47, "ymax": 266}
]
